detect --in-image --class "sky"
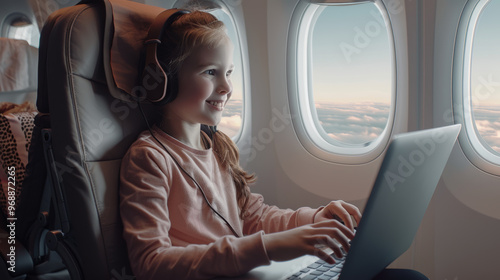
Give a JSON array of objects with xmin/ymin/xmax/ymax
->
[
  {"xmin": 470, "ymin": 0, "xmax": 500, "ymax": 153},
  {"xmin": 310, "ymin": 3, "xmax": 392, "ymax": 104},
  {"xmin": 471, "ymin": 0, "xmax": 500, "ymax": 106}
]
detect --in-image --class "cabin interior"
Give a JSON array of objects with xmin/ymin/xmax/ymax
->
[{"xmin": 1, "ymin": 0, "xmax": 499, "ymax": 279}]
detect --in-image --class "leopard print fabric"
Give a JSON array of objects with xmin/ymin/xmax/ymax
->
[{"xmin": 0, "ymin": 111, "xmax": 37, "ymax": 218}]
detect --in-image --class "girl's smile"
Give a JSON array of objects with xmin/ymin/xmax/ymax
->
[{"xmin": 206, "ymin": 100, "xmax": 225, "ymax": 111}]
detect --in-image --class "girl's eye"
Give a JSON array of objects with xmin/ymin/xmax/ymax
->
[
  {"xmin": 226, "ymin": 70, "xmax": 233, "ymax": 77},
  {"xmin": 204, "ymin": 69, "xmax": 215, "ymax": 75}
]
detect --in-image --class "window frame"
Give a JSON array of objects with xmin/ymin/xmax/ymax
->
[
  {"xmin": 287, "ymin": 0, "xmax": 397, "ymax": 164},
  {"xmin": 453, "ymin": 0, "xmax": 500, "ymax": 174},
  {"xmin": 1, "ymin": 13, "xmax": 40, "ymax": 47}
]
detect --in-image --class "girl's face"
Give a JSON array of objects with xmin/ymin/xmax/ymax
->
[{"xmin": 166, "ymin": 38, "xmax": 234, "ymax": 127}]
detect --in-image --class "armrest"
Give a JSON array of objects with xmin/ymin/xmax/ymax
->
[{"xmin": 0, "ymin": 226, "xmax": 33, "ymax": 277}]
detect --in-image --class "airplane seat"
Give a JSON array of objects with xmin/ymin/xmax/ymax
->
[
  {"xmin": 0, "ymin": 38, "xmax": 38, "ymax": 104},
  {"xmin": 0, "ymin": 37, "xmax": 51, "ymax": 280},
  {"xmin": 10, "ymin": 0, "xmax": 162, "ymax": 279},
  {"xmin": 0, "ymin": 39, "xmax": 38, "ymax": 219},
  {"xmin": 0, "ymin": 37, "xmax": 38, "ymax": 227}
]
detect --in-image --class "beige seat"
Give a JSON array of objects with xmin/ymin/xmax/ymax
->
[
  {"xmin": 0, "ymin": 37, "xmax": 41, "ymax": 280},
  {"xmin": 13, "ymin": 0, "xmax": 161, "ymax": 278},
  {"xmin": 0, "ymin": 38, "xmax": 38, "ymax": 104}
]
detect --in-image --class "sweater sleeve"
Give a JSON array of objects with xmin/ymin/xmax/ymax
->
[
  {"xmin": 120, "ymin": 145, "xmax": 270, "ymax": 280},
  {"xmin": 242, "ymin": 193, "xmax": 323, "ymax": 235}
]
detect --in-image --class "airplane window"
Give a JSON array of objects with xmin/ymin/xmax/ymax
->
[
  {"xmin": 3, "ymin": 14, "xmax": 40, "ymax": 48},
  {"xmin": 174, "ymin": 0, "xmax": 245, "ymax": 139},
  {"xmin": 469, "ymin": 0, "xmax": 500, "ymax": 158},
  {"xmin": 291, "ymin": 1, "xmax": 395, "ymax": 159}
]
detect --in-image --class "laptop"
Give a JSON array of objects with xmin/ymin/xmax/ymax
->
[{"xmin": 216, "ymin": 124, "xmax": 461, "ymax": 280}]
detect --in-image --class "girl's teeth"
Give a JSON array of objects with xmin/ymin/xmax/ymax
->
[{"xmin": 209, "ymin": 101, "xmax": 223, "ymax": 109}]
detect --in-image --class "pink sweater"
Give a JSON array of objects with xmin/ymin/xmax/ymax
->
[{"xmin": 120, "ymin": 126, "xmax": 322, "ymax": 279}]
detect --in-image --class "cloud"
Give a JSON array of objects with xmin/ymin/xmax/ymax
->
[
  {"xmin": 346, "ymin": 116, "xmax": 362, "ymax": 122},
  {"xmin": 218, "ymin": 101, "xmax": 243, "ymax": 138},
  {"xmin": 319, "ymin": 102, "xmax": 500, "ymax": 153},
  {"xmin": 219, "ymin": 114, "xmax": 241, "ymax": 136},
  {"xmin": 216, "ymin": 101, "xmax": 500, "ymax": 154},
  {"xmin": 474, "ymin": 106, "xmax": 500, "ymax": 153},
  {"xmin": 315, "ymin": 101, "xmax": 390, "ymax": 145}
]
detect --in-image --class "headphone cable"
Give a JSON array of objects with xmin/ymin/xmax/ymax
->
[{"xmin": 137, "ymin": 101, "xmax": 241, "ymax": 238}]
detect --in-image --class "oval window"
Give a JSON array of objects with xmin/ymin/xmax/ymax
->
[
  {"xmin": 290, "ymin": 0, "xmax": 396, "ymax": 162},
  {"xmin": 3, "ymin": 14, "xmax": 40, "ymax": 47}
]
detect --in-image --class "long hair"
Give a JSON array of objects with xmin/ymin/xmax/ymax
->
[{"xmin": 157, "ymin": 11, "xmax": 255, "ymax": 218}]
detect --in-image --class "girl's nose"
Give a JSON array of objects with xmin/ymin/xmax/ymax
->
[{"xmin": 217, "ymin": 77, "xmax": 232, "ymax": 95}]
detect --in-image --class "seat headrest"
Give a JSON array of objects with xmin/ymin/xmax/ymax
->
[
  {"xmin": 0, "ymin": 38, "xmax": 38, "ymax": 93},
  {"xmin": 105, "ymin": 0, "xmax": 165, "ymax": 102}
]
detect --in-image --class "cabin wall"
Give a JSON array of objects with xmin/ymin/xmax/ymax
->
[
  {"xmin": 0, "ymin": 1, "xmax": 33, "ymax": 29},
  {"xmin": 241, "ymin": 0, "xmax": 500, "ymax": 279},
  {"xmin": 432, "ymin": 0, "xmax": 500, "ymax": 279}
]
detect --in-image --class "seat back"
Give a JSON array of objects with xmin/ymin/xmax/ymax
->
[
  {"xmin": 0, "ymin": 38, "xmax": 38, "ymax": 225},
  {"xmin": 0, "ymin": 38, "xmax": 38, "ymax": 219},
  {"xmin": 0, "ymin": 38, "xmax": 38, "ymax": 104},
  {"xmin": 0, "ymin": 36, "xmax": 39, "ymax": 280},
  {"xmin": 21, "ymin": 1, "xmax": 159, "ymax": 278}
]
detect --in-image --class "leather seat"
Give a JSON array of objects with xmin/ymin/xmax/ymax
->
[{"xmin": 16, "ymin": 1, "xmax": 159, "ymax": 278}]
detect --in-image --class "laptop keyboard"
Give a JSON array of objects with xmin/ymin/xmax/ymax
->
[{"xmin": 285, "ymin": 256, "xmax": 345, "ymax": 280}]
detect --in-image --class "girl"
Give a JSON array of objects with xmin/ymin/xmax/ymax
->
[{"xmin": 120, "ymin": 10, "xmax": 362, "ymax": 280}]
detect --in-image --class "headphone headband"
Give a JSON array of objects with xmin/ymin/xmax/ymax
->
[{"xmin": 141, "ymin": 9, "xmax": 190, "ymax": 104}]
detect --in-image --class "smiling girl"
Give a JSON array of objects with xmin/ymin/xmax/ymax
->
[{"xmin": 119, "ymin": 10, "xmax": 361, "ymax": 280}]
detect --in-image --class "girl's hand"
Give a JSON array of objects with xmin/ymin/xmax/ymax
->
[
  {"xmin": 314, "ymin": 200, "xmax": 362, "ymax": 232},
  {"xmin": 262, "ymin": 219, "xmax": 354, "ymax": 264}
]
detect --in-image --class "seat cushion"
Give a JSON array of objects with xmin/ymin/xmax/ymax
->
[{"xmin": 0, "ymin": 38, "xmax": 38, "ymax": 93}]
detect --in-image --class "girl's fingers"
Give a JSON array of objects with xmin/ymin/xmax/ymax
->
[
  {"xmin": 325, "ymin": 200, "xmax": 362, "ymax": 231},
  {"xmin": 327, "ymin": 228, "xmax": 351, "ymax": 254},
  {"xmin": 308, "ymin": 225, "xmax": 352, "ymax": 256},
  {"xmin": 312, "ymin": 245, "xmax": 336, "ymax": 264},
  {"xmin": 321, "ymin": 234, "xmax": 346, "ymax": 259},
  {"xmin": 333, "ymin": 207, "xmax": 355, "ymax": 231},
  {"xmin": 340, "ymin": 201, "xmax": 362, "ymax": 225},
  {"xmin": 312, "ymin": 219, "xmax": 355, "ymax": 240}
]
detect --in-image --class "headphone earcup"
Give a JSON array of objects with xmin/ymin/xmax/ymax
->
[{"xmin": 141, "ymin": 9, "xmax": 190, "ymax": 105}]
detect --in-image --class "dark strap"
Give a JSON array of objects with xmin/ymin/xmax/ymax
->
[
  {"xmin": 102, "ymin": 0, "xmax": 128, "ymax": 102},
  {"xmin": 201, "ymin": 125, "xmax": 217, "ymax": 140}
]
